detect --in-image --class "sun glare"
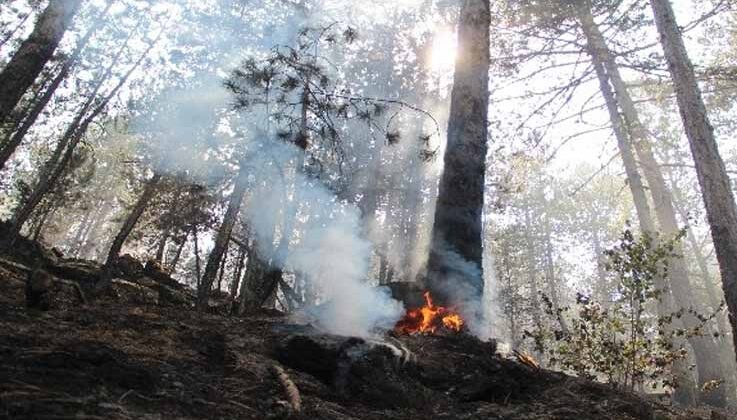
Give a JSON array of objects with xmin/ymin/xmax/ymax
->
[{"xmin": 429, "ymin": 30, "xmax": 458, "ymax": 74}]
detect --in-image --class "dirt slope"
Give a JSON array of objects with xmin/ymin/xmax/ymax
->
[{"xmin": 0, "ymin": 246, "xmax": 730, "ymax": 420}]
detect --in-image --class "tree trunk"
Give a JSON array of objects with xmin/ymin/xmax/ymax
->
[
  {"xmin": 0, "ymin": 12, "xmax": 31, "ymax": 50},
  {"xmin": 578, "ymin": 1, "xmax": 727, "ymax": 405},
  {"xmin": 426, "ymin": 0, "xmax": 490, "ymax": 311},
  {"xmin": 154, "ymin": 229, "xmax": 170, "ymax": 263},
  {"xmin": 7, "ymin": 23, "xmax": 159, "ymax": 239},
  {"xmin": 576, "ymin": 1, "xmax": 698, "ymax": 404},
  {"xmin": 230, "ymin": 248, "xmax": 246, "ymax": 298},
  {"xmin": 649, "ymin": 0, "xmax": 737, "ymax": 374},
  {"xmin": 96, "ymin": 173, "xmax": 162, "ymax": 294},
  {"xmin": 193, "ymin": 225, "xmax": 202, "ymax": 288},
  {"xmin": 217, "ymin": 243, "xmax": 229, "ymax": 292},
  {"xmin": 0, "ymin": 0, "xmax": 81, "ymax": 125},
  {"xmin": 0, "ymin": 1, "xmax": 113, "ymax": 172},
  {"xmin": 197, "ymin": 168, "xmax": 249, "ymax": 309},
  {"xmin": 169, "ymin": 231, "xmax": 188, "ymax": 274},
  {"xmin": 524, "ymin": 208, "xmax": 542, "ymax": 328}
]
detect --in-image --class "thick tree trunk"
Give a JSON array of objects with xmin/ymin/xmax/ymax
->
[
  {"xmin": 0, "ymin": 1, "xmax": 112, "ymax": 173},
  {"xmin": 0, "ymin": 0, "xmax": 81, "ymax": 125},
  {"xmin": 649, "ymin": 0, "xmax": 737, "ymax": 374},
  {"xmin": 197, "ymin": 168, "xmax": 249, "ymax": 309},
  {"xmin": 576, "ymin": 2, "xmax": 697, "ymax": 404},
  {"xmin": 426, "ymin": 0, "xmax": 490, "ymax": 312},
  {"xmin": 96, "ymin": 173, "xmax": 162, "ymax": 293}
]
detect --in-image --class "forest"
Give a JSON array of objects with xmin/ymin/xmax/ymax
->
[{"xmin": 1, "ymin": 0, "xmax": 737, "ymax": 419}]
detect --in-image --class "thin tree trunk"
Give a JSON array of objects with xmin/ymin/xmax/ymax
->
[
  {"xmin": 95, "ymin": 173, "xmax": 162, "ymax": 294},
  {"xmin": 0, "ymin": 1, "xmax": 113, "ymax": 172},
  {"xmin": 426, "ymin": 0, "xmax": 490, "ymax": 311},
  {"xmin": 0, "ymin": 0, "xmax": 81, "ymax": 125},
  {"xmin": 579, "ymin": 1, "xmax": 727, "ymax": 405},
  {"xmin": 649, "ymin": 0, "xmax": 737, "ymax": 374},
  {"xmin": 193, "ymin": 225, "xmax": 202, "ymax": 289},
  {"xmin": 197, "ymin": 167, "xmax": 249, "ymax": 309},
  {"xmin": 0, "ymin": 12, "xmax": 31, "ymax": 50},
  {"xmin": 524, "ymin": 208, "xmax": 542, "ymax": 328},
  {"xmin": 229, "ymin": 248, "xmax": 246, "ymax": 298},
  {"xmin": 576, "ymin": 2, "xmax": 698, "ymax": 404},
  {"xmin": 8, "ymin": 23, "xmax": 159, "ymax": 239},
  {"xmin": 217, "ymin": 243, "xmax": 229, "ymax": 292},
  {"xmin": 169, "ymin": 231, "xmax": 188, "ymax": 274},
  {"xmin": 154, "ymin": 229, "xmax": 169, "ymax": 263}
]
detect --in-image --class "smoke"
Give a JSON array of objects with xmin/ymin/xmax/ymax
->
[{"xmin": 240, "ymin": 136, "xmax": 405, "ymax": 337}]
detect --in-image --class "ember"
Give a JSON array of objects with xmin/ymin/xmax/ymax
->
[{"xmin": 394, "ymin": 291, "xmax": 465, "ymax": 334}]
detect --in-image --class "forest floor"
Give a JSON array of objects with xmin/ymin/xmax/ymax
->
[{"xmin": 0, "ymin": 236, "xmax": 733, "ymax": 419}]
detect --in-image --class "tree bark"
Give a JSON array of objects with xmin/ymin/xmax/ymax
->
[
  {"xmin": 0, "ymin": 0, "xmax": 81, "ymax": 125},
  {"xmin": 649, "ymin": 0, "xmax": 737, "ymax": 375},
  {"xmin": 426, "ymin": 0, "xmax": 490, "ymax": 311},
  {"xmin": 7, "ymin": 23, "xmax": 158, "ymax": 239},
  {"xmin": 169, "ymin": 231, "xmax": 188, "ymax": 274},
  {"xmin": 0, "ymin": 1, "xmax": 113, "ymax": 172},
  {"xmin": 575, "ymin": 1, "xmax": 698, "ymax": 404},
  {"xmin": 197, "ymin": 168, "xmax": 249, "ymax": 309},
  {"xmin": 230, "ymin": 248, "xmax": 246, "ymax": 299},
  {"xmin": 96, "ymin": 173, "xmax": 162, "ymax": 294}
]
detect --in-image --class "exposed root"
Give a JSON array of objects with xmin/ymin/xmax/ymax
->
[{"xmin": 270, "ymin": 364, "xmax": 302, "ymax": 414}]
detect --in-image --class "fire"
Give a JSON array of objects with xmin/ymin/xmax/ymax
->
[{"xmin": 394, "ymin": 291, "xmax": 465, "ymax": 335}]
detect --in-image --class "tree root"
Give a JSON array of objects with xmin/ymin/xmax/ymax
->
[{"xmin": 270, "ymin": 364, "xmax": 301, "ymax": 414}]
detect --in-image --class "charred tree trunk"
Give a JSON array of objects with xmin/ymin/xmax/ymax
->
[
  {"xmin": 0, "ymin": 0, "xmax": 81, "ymax": 125},
  {"xmin": 95, "ymin": 173, "xmax": 162, "ymax": 294},
  {"xmin": 426, "ymin": 0, "xmax": 490, "ymax": 311},
  {"xmin": 649, "ymin": 0, "xmax": 737, "ymax": 373},
  {"xmin": 0, "ymin": 2, "xmax": 112, "ymax": 172},
  {"xmin": 197, "ymin": 168, "xmax": 249, "ymax": 309}
]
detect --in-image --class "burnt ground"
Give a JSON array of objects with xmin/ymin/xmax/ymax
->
[{"xmin": 0, "ymin": 241, "xmax": 733, "ymax": 419}]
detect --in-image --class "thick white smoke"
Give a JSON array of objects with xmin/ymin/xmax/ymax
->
[{"xmin": 241, "ymin": 136, "xmax": 405, "ymax": 337}]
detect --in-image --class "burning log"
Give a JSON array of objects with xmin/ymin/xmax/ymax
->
[
  {"xmin": 274, "ymin": 332, "xmax": 424, "ymax": 408},
  {"xmin": 393, "ymin": 291, "xmax": 465, "ymax": 335}
]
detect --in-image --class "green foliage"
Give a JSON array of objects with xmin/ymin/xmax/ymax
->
[{"xmin": 526, "ymin": 227, "xmax": 714, "ymax": 393}]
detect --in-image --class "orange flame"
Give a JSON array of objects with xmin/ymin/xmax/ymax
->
[{"xmin": 394, "ymin": 291, "xmax": 465, "ymax": 335}]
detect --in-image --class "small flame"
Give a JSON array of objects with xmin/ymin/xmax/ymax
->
[{"xmin": 394, "ymin": 291, "xmax": 465, "ymax": 335}]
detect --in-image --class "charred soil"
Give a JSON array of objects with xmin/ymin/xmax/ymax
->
[{"xmin": 0, "ymin": 237, "xmax": 731, "ymax": 419}]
